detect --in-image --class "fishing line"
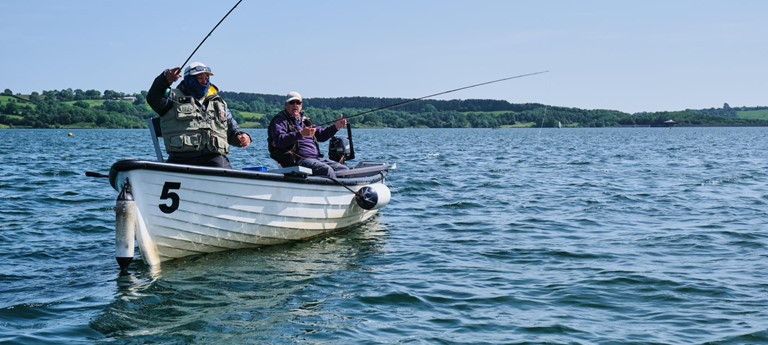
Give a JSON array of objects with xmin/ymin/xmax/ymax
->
[
  {"xmin": 178, "ymin": 0, "xmax": 244, "ymax": 70},
  {"xmin": 536, "ymin": 70, "xmax": 553, "ymax": 140},
  {"xmin": 319, "ymin": 70, "xmax": 549, "ymax": 126}
]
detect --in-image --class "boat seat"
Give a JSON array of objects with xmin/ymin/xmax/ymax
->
[
  {"xmin": 266, "ymin": 165, "xmax": 312, "ymax": 177},
  {"xmin": 147, "ymin": 117, "xmax": 164, "ymax": 162}
]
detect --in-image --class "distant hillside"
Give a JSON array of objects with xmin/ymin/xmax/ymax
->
[{"xmin": 1, "ymin": 88, "xmax": 767, "ymax": 129}]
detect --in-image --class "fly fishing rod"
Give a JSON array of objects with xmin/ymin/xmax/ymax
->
[
  {"xmin": 319, "ymin": 70, "xmax": 549, "ymax": 126},
  {"xmin": 178, "ymin": 0, "xmax": 244, "ymax": 70},
  {"xmin": 317, "ymin": 70, "xmax": 548, "ymax": 163},
  {"xmin": 85, "ymin": 0, "xmax": 243, "ymax": 179}
]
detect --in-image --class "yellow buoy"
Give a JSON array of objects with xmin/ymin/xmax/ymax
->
[{"xmin": 67, "ymin": 132, "xmax": 73, "ymax": 136}]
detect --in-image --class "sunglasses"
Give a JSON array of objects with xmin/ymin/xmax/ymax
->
[
  {"xmin": 288, "ymin": 100, "xmax": 302, "ymax": 105},
  {"xmin": 185, "ymin": 65, "xmax": 212, "ymax": 75}
]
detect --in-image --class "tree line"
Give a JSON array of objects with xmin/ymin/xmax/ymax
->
[
  {"xmin": 1, "ymin": 88, "xmax": 151, "ymax": 128},
  {"xmin": 2, "ymin": 88, "xmax": 767, "ymax": 128},
  {"xmin": 221, "ymin": 92, "xmax": 768, "ymax": 128}
]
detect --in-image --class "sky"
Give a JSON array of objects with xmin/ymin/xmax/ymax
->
[{"xmin": 1, "ymin": 0, "xmax": 766, "ymax": 113}]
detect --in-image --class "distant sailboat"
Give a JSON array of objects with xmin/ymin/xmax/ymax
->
[{"xmin": 557, "ymin": 121, "xmax": 562, "ymax": 128}]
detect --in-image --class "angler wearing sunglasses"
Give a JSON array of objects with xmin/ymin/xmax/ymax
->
[
  {"xmin": 267, "ymin": 91, "xmax": 348, "ymax": 178},
  {"xmin": 146, "ymin": 62, "xmax": 251, "ymax": 169}
]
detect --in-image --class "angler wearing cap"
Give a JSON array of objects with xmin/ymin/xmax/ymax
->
[
  {"xmin": 268, "ymin": 91, "xmax": 349, "ymax": 178},
  {"xmin": 146, "ymin": 62, "xmax": 251, "ymax": 169}
]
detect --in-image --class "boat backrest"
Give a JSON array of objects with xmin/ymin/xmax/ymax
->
[{"xmin": 147, "ymin": 117, "xmax": 164, "ymax": 162}]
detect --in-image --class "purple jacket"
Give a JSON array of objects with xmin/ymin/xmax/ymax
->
[{"xmin": 268, "ymin": 110, "xmax": 339, "ymax": 165}]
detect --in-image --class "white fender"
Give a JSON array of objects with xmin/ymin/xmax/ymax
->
[
  {"xmin": 115, "ymin": 184, "xmax": 136, "ymax": 269},
  {"xmin": 355, "ymin": 183, "xmax": 391, "ymax": 210}
]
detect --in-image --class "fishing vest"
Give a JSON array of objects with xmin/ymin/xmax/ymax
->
[{"xmin": 160, "ymin": 88, "xmax": 229, "ymax": 156}]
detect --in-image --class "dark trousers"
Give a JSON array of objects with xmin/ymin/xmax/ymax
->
[{"xmin": 298, "ymin": 157, "xmax": 348, "ymax": 178}]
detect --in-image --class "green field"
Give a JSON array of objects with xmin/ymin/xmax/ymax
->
[
  {"xmin": 500, "ymin": 122, "xmax": 537, "ymax": 128},
  {"xmin": 0, "ymin": 95, "xmax": 30, "ymax": 102},
  {"xmin": 236, "ymin": 110, "xmax": 265, "ymax": 128},
  {"xmin": 63, "ymin": 99, "xmax": 106, "ymax": 107},
  {"xmin": 0, "ymin": 95, "xmax": 36, "ymax": 109},
  {"xmin": 1, "ymin": 98, "xmax": 136, "ymax": 108},
  {"xmin": 737, "ymin": 109, "xmax": 768, "ymax": 120},
  {"xmin": 460, "ymin": 110, "xmax": 511, "ymax": 115}
]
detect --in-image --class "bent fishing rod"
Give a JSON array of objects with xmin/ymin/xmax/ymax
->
[
  {"xmin": 178, "ymin": 0, "xmax": 243, "ymax": 70},
  {"xmin": 318, "ymin": 70, "xmax": 549, "ymax": 126},
  {"xmin": 85, "ymin": 0, "xmax": 243, "ymax": 179}
]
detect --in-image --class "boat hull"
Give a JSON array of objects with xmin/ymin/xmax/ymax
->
[{"xmin": 109, "ymin": 160, "xmax": 392, "ymax": 265}]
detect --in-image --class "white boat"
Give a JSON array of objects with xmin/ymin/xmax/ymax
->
[{"xmin": 106, "ymin": 119, "xmax": 394, "ymax": 269}]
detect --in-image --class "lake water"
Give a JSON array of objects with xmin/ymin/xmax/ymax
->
[{"xmin": 1, "ymin": 127, "xmax": 767, "ymax": 344}]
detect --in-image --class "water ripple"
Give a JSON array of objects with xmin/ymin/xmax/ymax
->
[{"xmin": 2, "ymin": 128, "xmax": 768, "ymax": 344}]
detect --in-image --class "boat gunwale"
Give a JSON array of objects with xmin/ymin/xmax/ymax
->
[{"xmin": 109, "ymin": 159, "xmax": 391, "ymax": 190}]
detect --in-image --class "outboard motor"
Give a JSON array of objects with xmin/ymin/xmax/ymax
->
[
  {"xmin": 329, "ymin": 123, "xmax": 357, "ymax": 163},
  {"xmin": 329, "ymin": 136, "xmax": 351, "ymax": 162}
]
